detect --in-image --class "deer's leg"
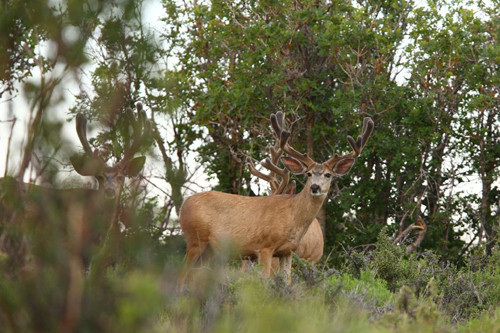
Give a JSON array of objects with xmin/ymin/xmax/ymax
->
[
  {"xmin": 258, "ymin": 248, "xmax": 273, "ymax": 278},
  {"xmin": 271, "ymin": 257, "xmax": 280, "ymax": 276},
  {"xmin": 279, "ymin": 254, "xmax": 292, "ymax": 285},
  {"xmin": 241, "ymin": 259, "xmax": 251, "ymax": 273},
  {"xmin": 178, "ymin": 241, "xmax": 208, "ymax": 291}
]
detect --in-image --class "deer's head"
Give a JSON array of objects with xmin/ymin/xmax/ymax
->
[
  {"xmin": 70, "ymin": 103, "xmax": 150, "ymax": 198},
  {"xmin": 270, "ymin": 112, "xmax": 374, "ymax": 197}
]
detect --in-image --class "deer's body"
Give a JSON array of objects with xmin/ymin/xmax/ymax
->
[
  {"xmin": 241, "ymin": 218, "xmax": 323, "ymax": 276},
  {"xmin": 0, "ymin": 177, "xmax": 118, "ymax": 269},
  {"xmin": 294, "ymin": 218, "xmax": 323, "ymax": 263},
  {"xmin": 180, "ymin": 189, "xmax": 323, "ymax": 260},
  {"xmin": 241, "ymin": 115, "xmax": 325, "ymax": 279},
  {"xmin": 179, "ymin": 162, "xmax": 338, "ymax": 289},
  {"xmin": 0, "ymin": 104, "xmax": 150, "ymax": 272}
]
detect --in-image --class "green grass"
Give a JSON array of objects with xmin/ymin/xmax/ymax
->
[{"xmin": 2, "ymin": 220, "xmax": 500, "ymax": 332}]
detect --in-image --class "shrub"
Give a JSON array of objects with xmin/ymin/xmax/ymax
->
[
  {"xmin": 343, "ymin": 228, "xmax": 442, "ymax": 294},
  {"xmin": 458, "ymin": 306, "xmax": 500, "ymax": 333},
  {"xmin": 438, "ymin": 246, "xmax": 500, "ymax": 322},
  {"xmin": 328, "ymin": 268, "xmax": 393, "ymax": 309}
]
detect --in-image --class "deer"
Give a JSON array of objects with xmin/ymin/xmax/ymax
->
[
  {"xmin": 178, "ymin": 111, "xmax": 374, "ymax": 289},
  {"xmin": 244, "ymin": 113, "xmax": 324, "ymax": 282},
  {"xmin": 0, "ymin": 103, "xmax": 151, "ymax": 270},
  {"xmin": 69, "ymin": 103, "xmax": 150, "ymax": 202},
  {"xmin": 0, "ymin": 104, "xmax": 151, "ymax": 331}
]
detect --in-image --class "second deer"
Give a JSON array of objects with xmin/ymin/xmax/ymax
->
[
  {"xmin": 178, "ymin": 112, "xmax": 374, "ymax": 288},
  {"xmin": 0, "ymin": 103, "xmax": 151, "ymax": 271}
]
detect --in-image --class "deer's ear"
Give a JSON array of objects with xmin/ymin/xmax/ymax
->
[
  {"xmin": 124, "ymin": 156, "xmax": 146, "ymax": 176},
  {"xmin": 333, "ymin": 158, "xmax": 355, "ymax": 176},
  {"xmin": 70, "ymin": 154, "xmax": 105, "ymax": 176},
  {"xmin": 281, "ymin": 156, "xmax": 307, "ymax": 174}
]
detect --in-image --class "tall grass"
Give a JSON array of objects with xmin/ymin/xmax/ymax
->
[{"xmin": 1, "ymin": 183, "xmax": 500, "ymax": 332}]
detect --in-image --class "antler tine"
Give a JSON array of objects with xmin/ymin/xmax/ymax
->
[
  {"xmin": 270, "ymin": 112, "xmax": 316, "ymax": 169},
  {"xmin": 270, "ymin": 112, "xmax": 283, "ymax": 138},
  {"xmin": 326, "ymin": 117, "xmax": 374, "ymax": 166},
  {"xmin": 123, "ymin": 102, "xmax": 150, "ymax": 161},
  {"xmin": 275, "ymin": 175, "xmax": 289, "ymax": 194},
  {"xmin": 267, "ymin": 145, "xmax": 291, "ymax": 194},
  {"xmin": 352, "ymin": 117, "xmax": 374, "ymax": 155},
  {"xmin": 346, "ymin": 135, "xmax": 359, "ymax": 155},
  {"xmin": 261, "ymin": 157, "xmax": 289, "ymax": 194},
  {"xmin": 246, "ymin": 157, "xmax": 273, "ymax": 183},
  {"xmin": 362, "ymin": 117, "xmax": 375, "ymax": 147},
  {"xmin": 275, "ymin": 111, "xmax": 284, "ymax": 132},
  {"xmin": 269, "ymin": 146, "xmax": 282, "ymax": 165},
  {"xmin": 279, "ymin": 131, "xmax": 316, "ymax": 168},
  {"xmin": 247, "ymin": 112, "xmax": 298, "ymax": 195},
  {"xmin": 351, "ymin": 117, "xmax": 374, "ymax": 152},
  {"xmin": 76, "ymin": 113, "xmax": 96, "ymax": 156},
  {"xmin": 246, "ymin": 157, "xmax": 280, "ymax": 193},
  {"xmin": 270, "ymin": 112, "xmax": 303, "ymax": 194}
]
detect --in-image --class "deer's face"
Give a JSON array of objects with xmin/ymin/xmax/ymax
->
[
  {"xmin": 270, "ymin": 111, "xmax": 374, "ymax": 200},
  {"xmin": 305, "ymin": 164, "xmax": 333, "ymax": 197},
  {"xmin": 282, "ymin": 155, "xmax": 357, "ymax": 197},
  {"xmin": 305, "ymin": 157, "xmax": 357, "ymax": 196},
  {"xmin": 71, "ymin": 155, "xmax": 146, "ymax": 199},
  {"xmin": 70, "ymin": 106, "xmax": 150, "ymax": 200},
  {"xmin": 95, "ymin": 167, "xmax": 125, "ymax": 199}
]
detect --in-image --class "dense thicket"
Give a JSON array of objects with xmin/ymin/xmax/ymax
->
[
  {"xmin": 0, "ymin": 0, "xmax": 499, "ymax": 331},
  {"xmin": 162, "ymin": 0, "xmax": 499, "ymax": 263}
]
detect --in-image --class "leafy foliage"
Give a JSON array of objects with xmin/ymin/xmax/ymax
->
[{"xmin": 162, "ymin": 0, "xmax": 500, "ymax": 265}]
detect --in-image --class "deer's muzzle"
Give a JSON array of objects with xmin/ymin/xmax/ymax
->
[{"xmin": 310, "ymin": 184, "xmax": 321, "ymax": 195}]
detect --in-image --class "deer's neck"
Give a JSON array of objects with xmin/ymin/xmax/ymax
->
[{"xmin": 290, "ymin": 186, "xmax": 326, "ymax": 228}]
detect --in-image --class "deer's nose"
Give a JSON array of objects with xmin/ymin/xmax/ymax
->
[
  {"xmin": 105, "ymin": 188, "xmax": 115, "ymax": 198},
  {"xmin": 310, "ymin": 184, "xmax": 320, "ymax": 194}
]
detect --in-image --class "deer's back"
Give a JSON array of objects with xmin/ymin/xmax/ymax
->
[
  {"xmin": 0, "ymin": 178, "xmax": 115, "ymax": 263},
  {"xmin": 179, "ymin": 191, "xmax": 297, "ymax": 244}
]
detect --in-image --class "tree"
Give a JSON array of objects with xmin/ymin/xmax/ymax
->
[
  {"xmin": 454, "ymin": 2, "xmax": 500, "ymax": 254},
  {"xmin": 162, "ymin": 0, "xmax": 500, "ymax": 263},
  {"xmin": 163, "ymin": 0, "xmax": 416, "ymax": 258}
]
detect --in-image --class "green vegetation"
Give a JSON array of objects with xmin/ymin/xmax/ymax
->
[{"xmin": 3, "ymin": 224, "xmax": 499, "ymax": 332}]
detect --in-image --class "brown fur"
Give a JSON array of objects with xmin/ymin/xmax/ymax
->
[
  {"xmin": 243, "ymin": 219, "xmax": 323, "ymax": 278},
  {"xmin": 294, "ymin": 219, "xmax": 323, "ymax": 263},
  {"xmin": 0, "ymin": 178, "xmax": 119, "ymax": 269}
]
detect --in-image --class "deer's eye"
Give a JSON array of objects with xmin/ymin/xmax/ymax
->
[
  {"xmin": 324, "ymin": 173, "xmax": 332, "ymax": 178},
  {"xmin": 306, "ymin": 172, "xmax": 312, "ymax": 177}
]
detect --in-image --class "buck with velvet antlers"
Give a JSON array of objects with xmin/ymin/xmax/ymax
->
[
  {"xmin": 67, "ymin": 103, "xmax": 151, "ymax": 266},
  {"xmin": 244, "ymin": 112, "xmax": 324, "ymax": 282},
  {"xmin": 178, "ymin": 112, "xmax": 374, "ymax": 289},
  {"xmin": 69, "ymin": 103, "xmax": 150, "ymax": 201},
  {"xmin": 0, "ymin": 103, "xmax": 150, "ymax": 270}
]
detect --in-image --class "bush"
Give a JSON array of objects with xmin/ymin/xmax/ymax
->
[
  {"xmin": 458, "ymin": 306, "xmax": 500, "ymax": 333},
  {"xmin": 328, "ymin": 268, "xmax": 393, "ymax": 310},
  {"xmin": 438, "ymin": 246, "xmax": 500, "ymax": 322},
  {"xmin": 340, "ymin": 228, "xmax": 442, "ymax": 294}
]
